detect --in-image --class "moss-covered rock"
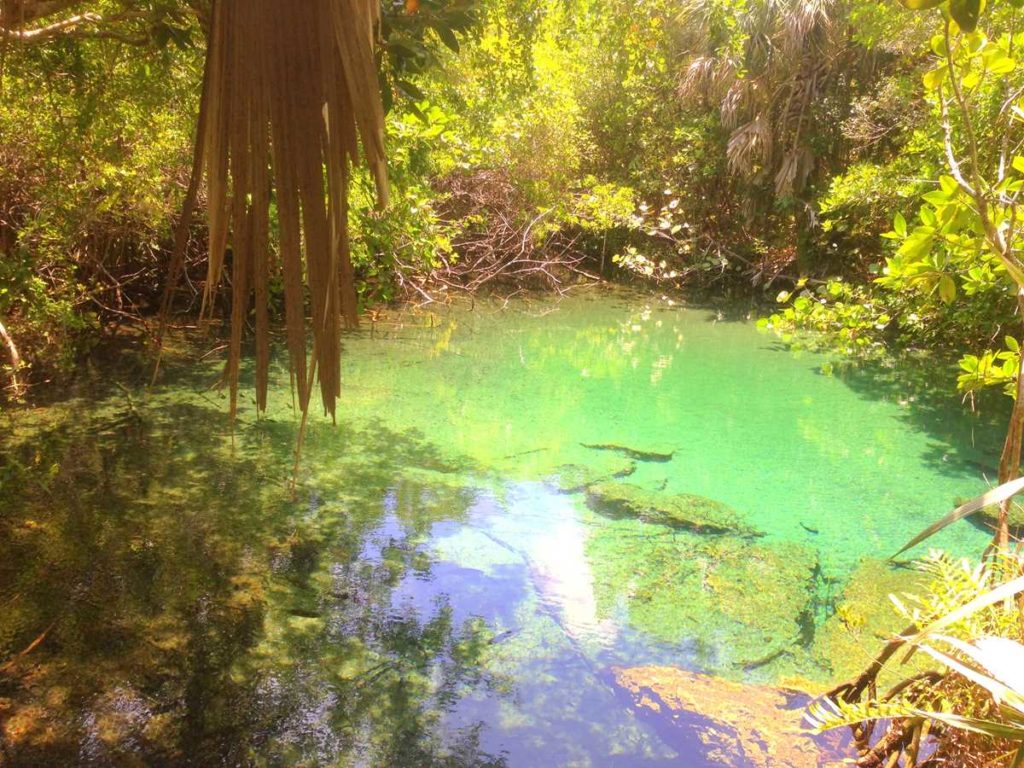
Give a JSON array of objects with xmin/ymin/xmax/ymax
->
[
  {"xmin": 586, "ymin": 524, "xmax": 819, "ymax": 670},
  {"xmin": 611, "ymin": 666, "xmax": 849, "ymax": 768},
  {"xmin": 974, "ymin": 500, "xmax": 1024, "ymax": 533},
  {"xmin": 585, "ymin": 481, "xmax": 761, "ymax": 536},
  {"xmin": 811, "ymin": 558, "xmax": 932, "ymax": 685}
]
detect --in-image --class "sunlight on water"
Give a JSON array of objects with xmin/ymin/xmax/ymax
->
[{"xmin": 0, "ymin": 287, "xmax": 1005, "ymax": 765}]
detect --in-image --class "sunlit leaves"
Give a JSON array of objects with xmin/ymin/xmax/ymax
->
[
  {"xmin": 958, "ymin": 338, "xmax": 1021, "ymax": 396},
  {"xmin": 923, "ymin": 65, "xmax": 949, "ymax": 90},
  {"xmin": 893, "ymin": 212, "xmax": 908, "ymax": 237}
]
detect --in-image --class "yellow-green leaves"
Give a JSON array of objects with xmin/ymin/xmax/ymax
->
[
  {"xmin": 938, "ymin": 273, "xmax": 958, "ymax": 303},
  {"xmin": 958, "ymin": 339, "xmax": 1022, "ymax": 397},
  {"xmin": 894, "ymin": 212, "xmax": 908, "ymax": 237},
  {"xmin": 901, "ymin": 0, "xmax": 946, "ymax": 10},
  {"xmin": 923, "ymin": 65, "xmax": 948, "ymax": 90},
  {"xmin": 982, "ymin": 44, "xmax": 1016, "ymax": 74}
]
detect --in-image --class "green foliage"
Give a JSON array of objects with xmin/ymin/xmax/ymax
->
[
  {"xmin": 807, "ymin": 551, "xmax": 1024, "ymax": 765},
  {"xmin": 760, "ymin": 278, "xmax": 895, "ymax": 356},
  {"xmin": 0, "ymin": 19, "xmax": 204, "ymax": 385}
]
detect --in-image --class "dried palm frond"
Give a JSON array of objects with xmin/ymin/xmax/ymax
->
[
  {"xmin": 163, "ymin": 0, "xmax": 388, "ymax": 423},
  {"xmin": 726, "ymin": 114, "xmax": 772, "ymax": 177},
  {"xmin": 678, "ymin": 54, "xmax": 736, "ymax": 102},
  {"xmin": 781, "ymin": 0, "xmax": 833, "ymax": 57},
  {"xmin": 720, "ymin": 78, "xmax": 755, "ymax": 129},
  {"xmin": 773, "ymin": 146, "xmax": 813, "ymax": 196},
  {"xmin": 678, "ymin": 55, "xmax": 718, "ymax": 99}
]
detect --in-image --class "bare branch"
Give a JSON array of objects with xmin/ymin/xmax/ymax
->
[{"xmin": 0, "ymin": 11, "xmax": 98, "ymax": 40}]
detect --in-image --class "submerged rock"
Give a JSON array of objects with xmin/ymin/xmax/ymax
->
[
  {"xmin": 811, "ymin": 558, "xmax": 931, "ymax": 686},
  {"xmin": 548, "ymin": 460, "xmax": 636, "ymax": 493},
  {"xmin": 587, "ymin": 527, "xmax": 819, "ymax": 670},
  {"xmin": 581, "ymin": 442, "xmax": 674, "ymax": 462},
  {"xmin": 585, "ymin": 481, "xmax": 761, "ymax": 536},
  {"xmin": 974, "ymin": 500, "xmax": 1024, "ymax": 534},
  {"xmin": 610, "ymin": 665, "xmax": 849, "ymax": 768}
]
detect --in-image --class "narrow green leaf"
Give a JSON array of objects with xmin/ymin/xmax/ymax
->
[
  {"xmin": 892, "ymin": 476, "xmax": 1024, "ymax": 558},
  {"xmin": 434, "ymin": 25, "xmax": 460, "ymax": 53},
  {"xmin": 911, "ymin": 708, "xmax": 1024, "ymax": 741},
  {"xmin": 903, "ymin": 572, "xmax": 1024, "ymax": 641}
]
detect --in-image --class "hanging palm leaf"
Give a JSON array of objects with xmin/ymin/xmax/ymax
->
[{"xmin": 164, "ymin": 0, "xmax": 389, "ymax": 423}]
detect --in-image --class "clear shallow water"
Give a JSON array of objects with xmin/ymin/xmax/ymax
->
[{"xmin": 0, "ymin": 287, "xmax": 1006, "ymax": 766}]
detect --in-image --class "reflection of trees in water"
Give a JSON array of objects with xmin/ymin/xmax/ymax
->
[{"xmin": 0, "ymin": 395, "xmax": 507, "ymax": 767}]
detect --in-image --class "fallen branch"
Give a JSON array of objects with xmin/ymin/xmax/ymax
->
[{"xmin": 0, "ymin": 618, "xmax": 58, "ymax": 676}]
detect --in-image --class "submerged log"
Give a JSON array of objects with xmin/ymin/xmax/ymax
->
[{"xmin": 580, "ymin": 443, "xmax": 675, "ymax": 462}]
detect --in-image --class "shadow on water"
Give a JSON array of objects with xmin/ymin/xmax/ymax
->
[
  {"xmin": 758, "ymin": 339, "xmax": 1010, "ymax": 483},
  {"xmin": 0, "ymin": 391, "xmax": 508, "ymax": 767}
]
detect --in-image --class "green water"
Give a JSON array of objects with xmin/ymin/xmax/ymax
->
[{"xmin": 0, "ymin": 287, "xmax": 1005, "ymax": 766}]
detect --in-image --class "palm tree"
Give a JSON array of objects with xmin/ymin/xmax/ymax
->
[{"xmin": 676, "ymin": 0, "xmax": 868, "ymax": 203}]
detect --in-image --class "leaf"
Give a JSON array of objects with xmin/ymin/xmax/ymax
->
[
  {"xmin": 901, "ymin": 0, "xmax": 946, "ymax": 9},
  {"xmin": 903, "ymin": 572, "xmax": 1024, "ymax": 641},
  {"xmin": 914, "ymin": 637, "xmax": 1024, "ymax": 715},
  {"xmin": 898, "ymin": 229, "xmax": 936, "ymax": 261},
  {"xmin": 1013, "ymin": 156, "xmax": 1024, "ymax": 174},
  {"xmin": 963, "ymin": 70, "xmax": 982, "ymax": 88},
  {"xmin": 923, "ymin": 66, "xmax": 949, "ymax": 90},
  {"xmin": 892, "ymin": 475, "xmax": 1024, "ymax": 558},
  {"xmin": 923, "ymin": 189, "xmax": 952, "ymax": 205},
  {"xmin": 939, "ymin": 274, "xmax": 957, "ymax": 303},
  {"xmin": 911, "ymin": 708, "xmax": 1024, "ymax": 741},
  {"xmin": 1008, "ymin": 336, "xmax": 1020, "ymax": 353},
  {"xmin": 396, "ymin": 79, "xmax": 426, "ymax": 101},
  {"xmin": 434, "ymin": 24, "xmax": 460, "ymax": 53},
  {"xmin": 984, "ymin": 47, "xmax": 1017, "ymax": 74},
  {"xmin": 892, "ymin": 211, "xmax": 909, "ymax": 236},
  {"xmin": 950, "ymin": 0, "xmax": 982, "ymax": 32}
]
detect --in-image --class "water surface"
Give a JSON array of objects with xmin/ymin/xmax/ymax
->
[{"xmin": 0, "ymin": 287, "xmax": 1004, "ymax": 766}]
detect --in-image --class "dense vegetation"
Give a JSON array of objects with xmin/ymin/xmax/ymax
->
[
  {"xmin": 0, "ymin": 0, "xmax": 994, "ymax": 394},
  {"xmin": 6, "ymin": 0, "xmax": 1024, "ymax": 764}
]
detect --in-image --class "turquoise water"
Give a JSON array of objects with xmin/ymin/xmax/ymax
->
[{"xmin": 0, "ymin": 287, "xmax": 1004, "ymax": 765}]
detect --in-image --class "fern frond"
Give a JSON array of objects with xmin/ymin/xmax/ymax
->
[{"xmin": 804, "ymin": 696, "xmax": 917, "ymax": 734}]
